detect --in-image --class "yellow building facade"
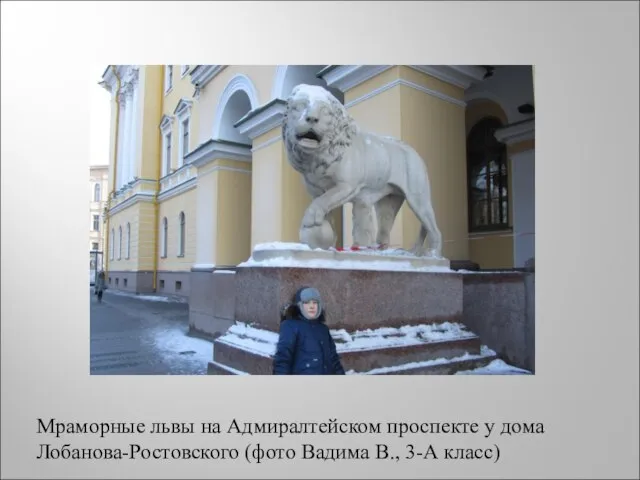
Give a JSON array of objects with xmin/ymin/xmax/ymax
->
[{"xmin": 100, "ymin": 65, "xmax": 535, "ymax": 297}]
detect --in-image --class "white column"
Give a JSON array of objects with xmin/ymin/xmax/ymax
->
[
  {"xmin": 128, "ymin": 72, "xmax": 139, "ymax": 182},
  {"xmin": 116, "ymin": 93, "xmax": 127, "ymax": 189},
  {"xmin": 122, "ymin": 84, "xmax": 133, "ymax": 185}
]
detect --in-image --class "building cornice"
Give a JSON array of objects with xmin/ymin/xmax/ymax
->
[
  {"xmin": 100, "ymin": 65, "xmax": 139, "ymax": 95},
  {"xmin": 185, "ymin": 139, "xmax": 252, "ymax": 168},
  {"xmin": 158, "ymin": 177, "xmax": 197, "ymax": 202},
  {"xmin": 409, "ymin": 65, "xmax": 485, "ymax": 89},
  {"xmin": 190, "ymin": 65, "xmax": 226, "ymax": 90},
  {"xmin": 494, "ymin": 118, "xmax": 535, "ymax": 145},
  {"xmin": 320, "ymin": 65, "xmax": 393, "ymax": 92},
  {"xmin": 234, "ymin": 98, "xmax": 287, "ymax": 140},
  {"xmin": 108, "ymin": 192, "xmax": 155, "ymax": 216}
]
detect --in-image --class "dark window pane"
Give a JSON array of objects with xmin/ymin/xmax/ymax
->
[
  {"xmin": 471, "ymin": 200, "xmax": 488, "ymax": 227},
  {"xmin": 466, "ymin": 117, "xmax": 510, "ymax": 231}
]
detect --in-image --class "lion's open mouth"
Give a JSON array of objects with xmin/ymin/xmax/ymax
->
[{"xmin": 296, "ymin": 130, "xmax": 322, "ymax": 145}]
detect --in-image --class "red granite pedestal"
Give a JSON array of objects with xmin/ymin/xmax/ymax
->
[{"xmin": 206, "ymin": 259, "xmax": 497, "ymax": 375}]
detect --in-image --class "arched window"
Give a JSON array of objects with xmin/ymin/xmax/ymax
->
[
  {"xmin": 126, "ymin": 223, "xmax": 131, "ymax": 259},
  {"xmin": 161, "ymin": 217, "xmax": 168, "ymax": 258},
  {"xmin": 466, "ymin": 117, "xmax": 509, "ymax": 231},
  {"xmin": 178, "ymin": 212, "xmax": 185, "ymax": 257},
  {"xmin": 118, "ymin": 226, "xmax": 122, "ymax": 260},
  {"xmin": 94, "ymin": 183, "xmax": 101, "ymax": 202}
]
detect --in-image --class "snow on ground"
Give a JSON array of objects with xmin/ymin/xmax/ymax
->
[
  {"xmin": 103, "ymin": 288, "xmax": 187, "ymax": 303},
  {"xmin": 149, "ymin": 326, "xmax": 213, "ymax": 374},
  {"xmin": 455, "ymin": 359, "xmax": 531, "ymax": 375}
]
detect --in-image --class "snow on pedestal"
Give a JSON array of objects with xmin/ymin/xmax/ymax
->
[{"xmin": 238, "ymin": 242, "xmax": 451, "ymax": 272}]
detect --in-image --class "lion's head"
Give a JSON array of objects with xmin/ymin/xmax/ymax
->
[{"xmin": 282, "ymin": 84, "xmax": 357, "ymax": 159}]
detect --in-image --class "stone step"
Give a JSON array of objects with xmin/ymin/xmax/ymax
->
[
  {"xmin": 213, "ymin": 340, "xmax": 273, "ymax": 375},
  {"xmin": 207, "ymin": 361, "xmax": 247, "ymax": 375},
  {"xmin": 339, "ymin": 337, "xmax": 481, "ymax": 373},
  {"xmin": 208, "ymin": 350, "xmax": 497, "ymax": 376},
  {"xmin": 211, "ymin": 334, "xmax": 484, "ymax": 375},
  {"xmin": 356, "ymin": 348, "xmax": 498, "ymax": 375}
]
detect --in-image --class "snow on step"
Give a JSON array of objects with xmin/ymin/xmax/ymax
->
[
  {"xmin": 347, "ymin": 345, "xmax": 497, "ymax": 375},
  {"xmin": 216, "ymin": 321, "xmax": 478, "ymax": 357}
]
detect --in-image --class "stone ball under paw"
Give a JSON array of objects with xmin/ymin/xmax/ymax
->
[{"xmin": 300, "ymin": 220, "xmax": 335, "ymax": 250}]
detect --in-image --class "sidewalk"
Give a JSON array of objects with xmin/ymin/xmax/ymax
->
[{"xmin": 90, "ymin": 288, "xmax": 211, "ymax": 375}]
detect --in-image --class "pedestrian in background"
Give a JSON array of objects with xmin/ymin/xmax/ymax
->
[{"xmin": 95, "ymin": 271, "xmax": 106, "ymax": 303}]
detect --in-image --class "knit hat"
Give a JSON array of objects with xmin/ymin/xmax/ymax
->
[{"xmin": 297, "ymin": 287, "xmax": 323, "ymax": 320}]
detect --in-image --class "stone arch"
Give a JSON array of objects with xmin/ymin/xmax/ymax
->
[
  {"xmin": 212, "ymin": 74, "xmax": 260, "ymax": 143},
  {"xmin": 465, "ymin": 92, "xmax": 512, "ymax": 126},
  {"xmin": 465, "ymin": 97, "xmax": 509, "ymax": 137},
  {"xmin": 271, "ymin": 65, "xmax": 344, "ymax": 103}
]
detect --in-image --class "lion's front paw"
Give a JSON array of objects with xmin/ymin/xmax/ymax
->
[{"xmin": 302, "ymin": 205, "xmax": 326, "ymax": 228}]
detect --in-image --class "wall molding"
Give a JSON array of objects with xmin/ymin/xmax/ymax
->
[
  {"xmin": 235, "ymin": 98, "xmax": 287, "ymax": 140},
  {"xmin": 198, "ymin": 164, "xmax": 252, "ymax": 178},
  {"xmin": 409, "ymin": 65, "xmax": 485, "ymax": 89},
  {"xmin": 320, "ymin": 65, "xmax": 393, "ymax": 92},
  {"xmin": 108, "ymin": 192, "xmax": 155, "ymax": 216},
  {"xmin": 186, "ymin": 139, "xmax": 252, "ymax": 168},
  {"xmin": 345, "ymin": 78, "xmax": 466, "ymax": 109},
  {"xmin": 190, "ymin": 65, "xmax": 226, "ymax": 90},
  {"xmin": 158, "ymin": 177, "xmax": 197, "ymax": 202}
]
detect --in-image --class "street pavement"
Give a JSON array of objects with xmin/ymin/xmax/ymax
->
[{"xmin": 90, "ymin": 289, "xmax": 213, "ymax": 375}]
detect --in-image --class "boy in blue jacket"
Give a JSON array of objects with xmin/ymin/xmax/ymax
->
[{"xmin": 273, "ymin": 286, "xmax": 345, "ymax": 375}]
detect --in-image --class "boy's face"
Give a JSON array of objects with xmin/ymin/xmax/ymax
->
[{"xmin": 302, "ymin": 300, "xmax": 319, "ymax": 319}]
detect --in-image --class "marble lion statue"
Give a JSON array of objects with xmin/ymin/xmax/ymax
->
[{"xmin": 282, "ymin": 84, "xmax": 443, "ymax": 258}]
